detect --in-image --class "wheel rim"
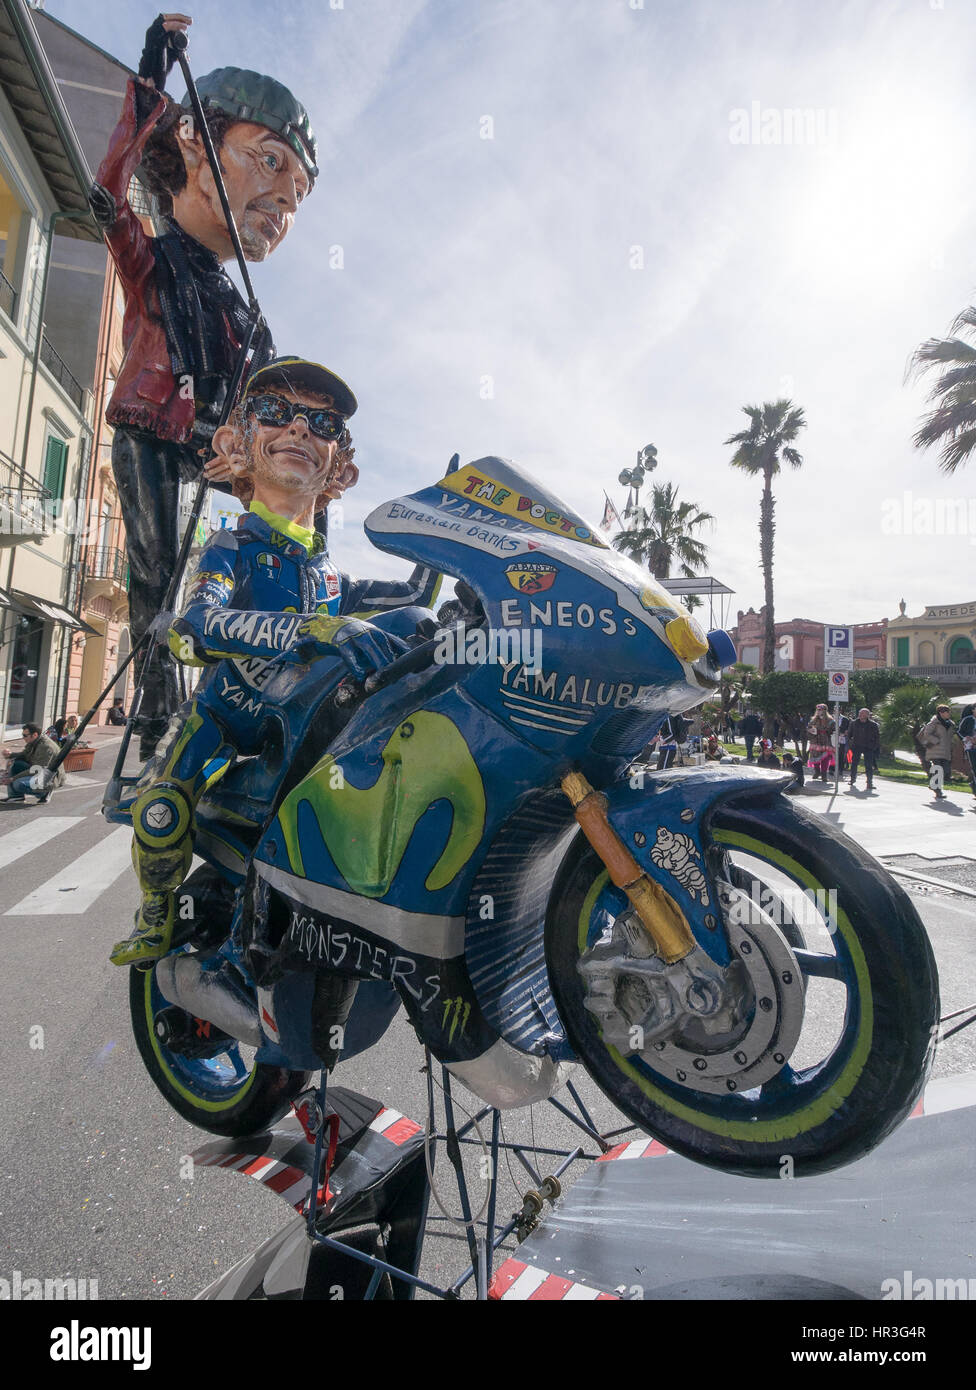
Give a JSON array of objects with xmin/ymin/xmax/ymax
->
[
  {"xmin": 141, "ymin": 959, "xmax": 259, "ymax": 1113},
  {"xmin": 572, "ymin": 825, "xmax": 876, "ymax": 1145}
]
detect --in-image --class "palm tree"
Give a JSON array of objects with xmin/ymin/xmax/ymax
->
[
  {"xmin": 612, "ymin": 480, "xmax": 713, "ymax": 581},
  {"xmin": 724, "ymin": 400, "xmax": 806, "ymax": 673},
  {"xmin": 877, "ymin": 682, "xmax": 946, "ymax": 768},
  {"xmin": 908, "ymin": 307, "xmax": 976, "ymax": 472}
]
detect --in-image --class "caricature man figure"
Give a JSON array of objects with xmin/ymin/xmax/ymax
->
[
  {"xmin": 90, "ymin": 13, "xmax": 317, "ymax": 758},
  {"xmin": 110, "ymin": 357, "xmax": 440, "ymax": 968}
]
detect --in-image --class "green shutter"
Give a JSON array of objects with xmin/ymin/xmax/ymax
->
[
  {"xmin": 895, "ymin": 637, "xmax": 909, "ymax": 667},
  {"xmin": 42, "ymin": 435, "xmax": 67, "ymax": 501}
]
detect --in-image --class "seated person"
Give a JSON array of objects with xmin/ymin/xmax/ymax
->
[
  {"xmin": 107, "ymin": 698, "xmax": 128, "ymax": 726},
  {"xmin": 110, "ymin": 356, "xmax": 439, "ymax": 968},
  {"xmin": 755, "ymin": 738, "xmax": 782, "ymax": 769},
  {"xmin": 4, "ymin": 724, "xmax": 66, "ymax": 803}
]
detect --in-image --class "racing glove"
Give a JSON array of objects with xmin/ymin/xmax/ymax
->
[{"xmin": 296, "ymin": 613, "xmax": 410, "ymax": 682}]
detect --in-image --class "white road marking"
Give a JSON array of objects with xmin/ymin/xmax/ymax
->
[
  {"xmin": 0, "ymin": 817, "xmax": 85, "ymax": 872},
  {"xmin": 6, "ymin": 827, "xmax": 134, "ymax": 915}
]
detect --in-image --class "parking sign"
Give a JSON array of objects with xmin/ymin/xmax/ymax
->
[{"xmin": 824, "ymin": 625, "xmax": 854, "ymax": 671}]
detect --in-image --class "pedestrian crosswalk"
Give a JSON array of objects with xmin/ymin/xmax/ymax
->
[
  {"xmin": 6, "ymin": 826, "xmax": 133, "ymax": 916},
  {"xmin": 0, "ymin": 817, "xmax": 85, "ymax": 872},
  {"xmin": 0, "ymin": 795, "xmax": 137, "ymax": 917}
]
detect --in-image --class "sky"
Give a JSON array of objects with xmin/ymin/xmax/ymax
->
[{"xmin": 41, "ymin": 0, "xmax": 976, "ymax": 632}]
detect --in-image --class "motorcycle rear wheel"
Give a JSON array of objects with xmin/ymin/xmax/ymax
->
[
  {"xmin": 130, "ymin": 960, "xmax": 310, "ymax": 1137},
  {"xmin": 545, "ymin": 794, "xmax": 939, "ymax": 1177}
]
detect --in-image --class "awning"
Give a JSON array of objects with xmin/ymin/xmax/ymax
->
[
  {"xmin": 0, "ymin": 586, "xmax": 14, "ymax": 609},
  {"xmin": 9, "ymin": 589, "xmax": 98, "ymax": 633}
]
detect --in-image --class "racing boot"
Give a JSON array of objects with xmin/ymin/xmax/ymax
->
[
  {"xmin": 109, "ymin": 781, "xmax": 193, "ymax": 969},
  {"xmin": 110, "ymin": 890, "xmax": 177, "ymax": 970}
]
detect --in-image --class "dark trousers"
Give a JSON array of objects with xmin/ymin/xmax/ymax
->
[
  {"xmin": 849, "ymin": 749, "xmax": 876, "ymax": 785},
  {"xmin": 744, "ymin": 735, "xmax": 756, "ymax": 759},
  {"xmin": 112, "ymin": 429, "xmax": 195, "ymax": 739}
]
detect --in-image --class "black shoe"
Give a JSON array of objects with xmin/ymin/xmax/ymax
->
[{"xmin": 35, "ymin": 794, "xmax": 48, "ymax": 804}]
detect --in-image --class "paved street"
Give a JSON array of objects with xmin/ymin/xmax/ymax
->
[{"xmin": 0, "ymin": 733, "xmax": 972, "ymax": 1299}]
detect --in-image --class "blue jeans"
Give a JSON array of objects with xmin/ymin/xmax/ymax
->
[{"xmin": 8, "ymin": 772, "xmax": 43, "ymax": 800}]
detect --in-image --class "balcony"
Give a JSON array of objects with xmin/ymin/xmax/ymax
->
[
  {"xmin": 40, "ymin": 334, "xmax": 85, "ymax": 412},
  {"xmin": 0, "ymin": 449, "xmax": 53, "ymax": 547},
  {"xmin": 900, "ymin": 664, "xmax": 976, "ymax": 689},
  {"xmin": 0, "ymin": 266, "xmax": 16, "ymax": 321},
  {"xmin": 83, "ymin": 544, "xmax": 129, "ymax": 607}
]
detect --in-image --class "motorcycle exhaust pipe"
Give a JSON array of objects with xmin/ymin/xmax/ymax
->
[
  {"xmin": 155, "ymin": 956, "xmax": 262, "ymax": 1048},
  {"xmin": 561, "ymin": 770, "xmax": 695, "ymax": 964}
]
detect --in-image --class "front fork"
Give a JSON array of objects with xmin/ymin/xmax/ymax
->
[
  {"xmin": 560, "ymin": 770, "xmax": 696, "ymax": 963},
  {"xmin": 560, "ymin": 770, "xmax": 735, "ymax": 1048}
]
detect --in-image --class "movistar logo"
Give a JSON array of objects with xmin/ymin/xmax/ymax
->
[{"xmin": 277, "ymin": 711, "xmax": 486, "ymax": 898}]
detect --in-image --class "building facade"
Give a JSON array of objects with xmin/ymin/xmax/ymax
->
[
  {"xmin": 731, "ymin": 607, "xmax": 887, "ymax": 671},
  {"xmin": 0, "ymin": 0, "xmax": 100, "ymax": 732},
  {"xmin": 885, "ymin": 599, "xmax": 976, "ymax": 692},
  {"xmin": 31, "ymin": 7, "xmax": 136, "ymax": 725}
]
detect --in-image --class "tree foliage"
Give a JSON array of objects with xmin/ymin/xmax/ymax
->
[
  {"xmin": 877, "ymin": 681, "xmax": 947, "ymax": 763},
  {"xmin": 909, "ymin": 306, "xmax": 976, "ymax": 474},
  {"xmin": 612, "ymin": 480, "xmax": 713, "ymax": 580}
]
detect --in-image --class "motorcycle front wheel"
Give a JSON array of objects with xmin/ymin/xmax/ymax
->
[
  {"xmin": 545, "ymin": 794, "xmax": 939, "ymax": 1177},
  {"xmin": 130, "ymin": 960, "xmax": 310, "ymax": 1137}
]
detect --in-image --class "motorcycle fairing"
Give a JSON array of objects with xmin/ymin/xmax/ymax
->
[
  {"xmin": 596, "ymin": 764, "xmax": 794, "ymax": 966},
  {"xmin": 364, "ymin": 456, "xmax": 710, "ymax": 687}
]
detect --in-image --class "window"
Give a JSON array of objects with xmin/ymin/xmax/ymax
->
[
  {"xmin": 42, "ymin": 434, "xmax": 68, "ymax": 502},
  {"xmin": 0, "ymin": 161, "xmax": 28, "ymax": 322}
]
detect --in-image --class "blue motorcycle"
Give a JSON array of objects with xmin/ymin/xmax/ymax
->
[{"xmin": 120, "ymin": 457, "xmax": 939, "ymax": 1179}]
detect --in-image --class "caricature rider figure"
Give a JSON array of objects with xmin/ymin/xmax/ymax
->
[{"xmin": 110, "ymin": 358, "xmax": 440, "ymax": 968}]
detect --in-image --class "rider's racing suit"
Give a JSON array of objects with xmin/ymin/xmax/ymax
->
[{"xmin": 111, "ymin": 501, "xmax": 439, "ymax": 966}]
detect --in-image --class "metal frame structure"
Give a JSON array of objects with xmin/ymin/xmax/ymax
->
[{"xmin": 298, "ymin": 1052, "xmax": 636, "ymax": 1301}]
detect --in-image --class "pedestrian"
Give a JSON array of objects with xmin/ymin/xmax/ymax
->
[
  {"xmin": 4, "ymin": 724, "xmax": 66, "ymax": 804},
  {"xmin": 726, "ymin": 710, "xmax": 738, "ymax": 744},
  {"xmin": 920, "ymin": 704, "xmax": 956, "ymax": 800},
  {"xmin": 740, "ymin": 710, "xmax": 762, "ymax": 761},
  {"xmin": 959, "ymin": 704, "xmax": 976, "ymax": 798},
  {"xmin": 838, "ymin": 711, "xmax": 851, "ymax": 774},
  {"xmin": 107, "ymin": 698, "xmax": 128, "ymax": 727},
  {"xmin": 807, "ymin": 703, "xmax": 836, "ymax": 782},
  {"xmin": 847, "ymin": 707, "xmax": 880, "ymax": 792},
  {"xmin": 655, "ymin": 714, "xmax": 682, "ymax": 770},
  {"xmin": 787, "ymin": 752, "xmax": 806, "ymax": 789}
]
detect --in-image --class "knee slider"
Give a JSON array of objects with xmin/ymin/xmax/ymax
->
[{"xmin": 133, "ymin": 784, "xmax": 193, "ymax": 853}]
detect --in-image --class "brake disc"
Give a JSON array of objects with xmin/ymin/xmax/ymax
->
[{"xmin": 582, "ymin": 882, "xmax": 805, "ymax": 1095}]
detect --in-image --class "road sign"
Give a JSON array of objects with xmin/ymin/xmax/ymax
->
[
  {"xmin": 829, "ymin": 669, "xmax": 850, "ymax": 703},
  {"xmin": 824, "ymin": 625, "xmax": 854, "ymax": 671}
]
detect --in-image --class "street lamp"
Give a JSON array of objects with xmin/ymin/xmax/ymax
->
[{"xmin": 618, "ymin": 444, "xmax": 657, "ymax": 520}]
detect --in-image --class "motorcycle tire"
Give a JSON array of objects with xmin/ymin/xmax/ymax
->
[
  {"xmin": 545, "ymin": 793, "xmax": 939, "ymax": 1178},
  {"xmin": 130, "ymin": 961, "xmax": 310, "ymax": 1137}
]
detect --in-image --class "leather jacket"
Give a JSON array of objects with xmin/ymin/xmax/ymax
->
[{"xmin": 90, "ymin": 79, "xmax": 220, "ymax": 446}]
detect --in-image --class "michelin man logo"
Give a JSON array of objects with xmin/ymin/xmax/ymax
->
[{"xmin": 650, "ymin": 827, "xmax": 709, "ymax": 906}]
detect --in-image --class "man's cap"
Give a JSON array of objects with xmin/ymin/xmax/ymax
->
[
  {"xmin": 182, "ymin": 68, "xmax": 318, "ymax": 181},
  {"xmin": 243, "ymin": 357, "xmax": 358, "ymax": 418}
]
